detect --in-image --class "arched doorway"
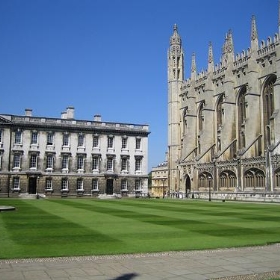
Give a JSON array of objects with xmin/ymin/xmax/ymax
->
[{"xmin": 185, "ymin": 175, "xmax": 191, "ymax": 197}]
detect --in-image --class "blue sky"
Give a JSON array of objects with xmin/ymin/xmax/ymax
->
[{"xmin": 0, "ymin": 0, "xmax": 278, "ymax": 171}]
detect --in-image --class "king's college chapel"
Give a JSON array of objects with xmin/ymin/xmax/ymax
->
[{"xmin": 167, "ymin": 2, "xmax": 280, "ymax": 199}]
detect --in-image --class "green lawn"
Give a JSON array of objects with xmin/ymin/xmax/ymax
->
[{"xmin": 0, "ymin": 198, "xmax": 280, "ymax": 259}]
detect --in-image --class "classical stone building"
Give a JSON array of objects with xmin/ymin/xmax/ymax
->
[
  {"xmin": 167, "ymin": 6, "xmax": 280, "ymax": 198},
  {"xmin": 150, "ymin": 153, "xmax": 168, "ymax": 198},
  {"xmin": 0, "ymin": 107, "xmax": 149, "ymax": 198}
]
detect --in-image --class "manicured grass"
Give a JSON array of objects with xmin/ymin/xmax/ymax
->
[{"xmin": 0, "ymin": 198, "xmax": 280, "ymax": 259}]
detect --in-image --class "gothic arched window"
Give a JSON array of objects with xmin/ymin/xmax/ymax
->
[
  {"xmin": 216, "ymin": 95, "xmax": 224, "ymax": 151},
  {"xmin": 198, "ymin": 102, "xmax": 204, "ymax": 132},
  {"xmin": 216, "ymin": 95, "xmax": 224, "ymax": 130},
  {"xmin": 275, "ymin": 168, "xmax": 280, "ymax": 188},
  {"xmin": 197, "ymin": 102, "xmax": 204, "ymax": 155},
  {"xmin": 219, "ymin": 170, "xmax": 237, "ymax": 189},
  {"xmin": 198, "ymin": 172, "xmax": 212, "ymax": 189},
  {"xmin": 237, "ymin": 87, "xmax": 247, "ymax": 149},
  {"xmin": 183, "ymin": 107, "xmax": 188, "ymax": 134},
  {"xmin": 263, "ymin": 75, "xmax": 276, "ymax": 147},
  {"xmin": 244, "ymin": 168, "xmax": 265, "ymax": 189}
]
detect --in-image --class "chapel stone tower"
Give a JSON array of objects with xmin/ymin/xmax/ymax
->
[{"xmin": 168, "ymin": 24, "xmax": 184, "ymax": 193}]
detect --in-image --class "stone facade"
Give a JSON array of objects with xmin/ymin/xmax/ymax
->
[
  {"xmin": 167, "ymin": 6, "xmax": 280, "ymax": 197},
  {"xmin": 0, "ymin": 107, "xmax": 150, "ymax": 198},
  {"xmin": 151, "ymin": 153, "xmax": 168, "ymax": 198}
]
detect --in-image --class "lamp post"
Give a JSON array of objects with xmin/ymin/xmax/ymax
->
[{"xmin": 208, "ymin": 175, "xmax": 212, "ymax": 201}]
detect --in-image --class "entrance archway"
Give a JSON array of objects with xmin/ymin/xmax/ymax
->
[{"xmin": 185, "ymin": 175, "xmax": 191, "ymax": 197}]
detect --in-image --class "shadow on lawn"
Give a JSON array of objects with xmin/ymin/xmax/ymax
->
[{"xmin": 110, "ymin": 273, "xmax": 139, "ymax": 280}]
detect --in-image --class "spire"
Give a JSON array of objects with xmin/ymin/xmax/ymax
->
[
  {"xmin": 168, "ymin": 24, "xmax": 184, "ymax": 81},
  {"xmin": 251, "ymin": 15, "xmax": 258, "ymax": 41},
  {"xmin": 222, "ymin": 34, "xmax": 226, "ymax": 56},
  {"xmin": 170, "ymin": 24, "xmax": 181, "ymax": 47},
  {"xmin": 208, "ymin": 41, "xmax": 214, "ymax": 73},
  {"xmin": 226, "ymin": 30, "xmax": 234, "ymax": 54},
  {"xmin": 221, "ymin": 30, "xmax": 234, "ymax": 65},
  {"xmin": 191, "ymin": 52, "xmax": 197, "ymax": 80},
  {"xmin": 251, "ymin": 15, "xmax": 259, "ymax": 51}
]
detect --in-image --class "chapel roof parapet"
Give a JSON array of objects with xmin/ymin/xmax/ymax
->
[
  {"xmin": 257, "ymin": 35, "xmax": 278, "ymax": 58},
  {"xmin": 213, "ymin": 65, "xmax": 227, "ymax": 77},
  {"xmin": 233, "ymin": 49, "xmax": 250, "ymax": 69},
  {"xmin": 195, "ymin": 71, "xmax": 208, "ymax": 85}
]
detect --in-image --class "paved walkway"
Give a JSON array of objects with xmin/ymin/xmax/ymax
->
[{"xmin": 0, "ymin": 244, "xmax": 279, "ymax": 280}]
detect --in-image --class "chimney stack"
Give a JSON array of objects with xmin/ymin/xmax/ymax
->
[
  {"xmin": 94, "ymin": 114, "xmax": 101, "ymax": 122},
  {"xmin": 61, "ymin": 107, "xmax": 75, "ymax": 119},
  {"xmin": 25, "ymin": 109, "xmax": 33, "ymax": 117},
  {"xmin": 66, "ymin": 106, "xmax": 74, "ymax": 119}
]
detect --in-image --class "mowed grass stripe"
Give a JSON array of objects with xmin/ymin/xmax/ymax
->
[
  {"xmin": 50, "ymin": 198, "xmax": 280, "ymax": 226},
  {"xmin": 91, "ymin": 198, "xmax": 280, "ymax": 218},
  {"xmin": 0, "ymin": 198, "xmax": 280, "ymax": 259},
  {"xmin": 35, "ymin": 199, "xmax": 181, "ymax": 233},
  {"xmin": 48, "ymin": 199, "xmax": 216, "ymax": 229},
  {"xmin": 38, "ymin": 199, "xmax": 280, "ymax": 236},
  {"xmin": 48, "ymin": 199, "xmax": 280, "ymax": 244},
  {"xmin": 47, "ymin": 198, "xmax": 245, "ymax": 227},
  {"xmin": 24, "ymin": 198, "xmax": 199, "ymax": 256},
  {"xmin": 39, "ymin": 199, "xmax": 241, "ymax": 252},
  {"xmin": 0, "ymin": 199, "xmax": 121, "ymax": 259}
]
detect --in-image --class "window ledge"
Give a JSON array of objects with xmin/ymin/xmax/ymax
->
[
  {"xmin": 45, "ymin": 168, "xmax": 53, "ymax": 173},
  {"xmin": 12, "ymin": 167, "xmax": 21, "ymax": 172}
]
